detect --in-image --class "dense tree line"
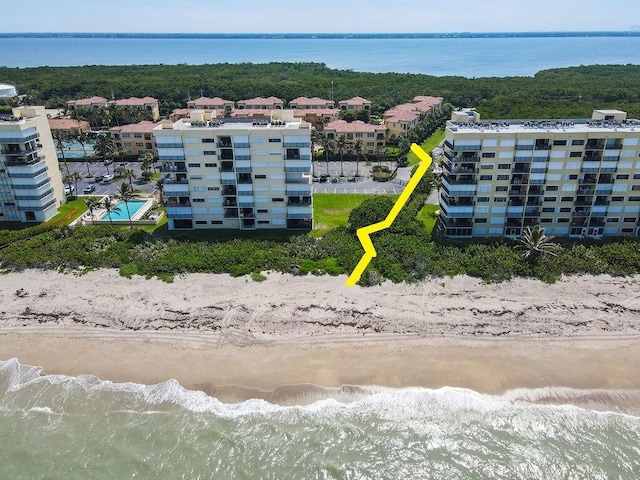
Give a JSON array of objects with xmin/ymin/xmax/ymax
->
[{"xmin": 1, "ymin": 63, "xmax": 639, "ymax": 119}]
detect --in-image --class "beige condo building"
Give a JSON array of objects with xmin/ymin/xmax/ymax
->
[
  {"xmin": 153, "ymin": 110, "xmax": 312, "ymax": 231},
  {"xmin": 0, "ymin": 107, "xmax": 65, "ymax": 223},
  {"xmin": 441, "ymin": 110, "xmax": 640, "ymax": 239}
]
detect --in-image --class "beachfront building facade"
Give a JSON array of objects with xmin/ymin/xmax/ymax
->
[
  {"xmin": 0, "ymin": 106, "xmax": 65, "ymax": 223},
  {"xmin": 324, "ymin": 120, "xmax": 386, "ymax": 155},
  {"xmin": 338, "ymin": 96, "xmax": 372, "ymax": 111},
  {"xmin": 440, "ymin": 110, "xmax": 640, "ymax": 239},
  {"xmin": 111, "ymin": 120, "xmax": 170, "ymax": 157},
  {"xmin": 153, "ymin": 110, "xmax": 312, "ymax": 231}
]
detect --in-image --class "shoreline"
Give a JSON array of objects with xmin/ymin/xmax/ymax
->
[{"xmin": 1, "ymin": 270, "xmax": 640, "ymax": 411}]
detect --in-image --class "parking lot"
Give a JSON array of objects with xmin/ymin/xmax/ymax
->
[{"xmin": 62, "ymin": 161, "xmax": 157, "ymax": 196}]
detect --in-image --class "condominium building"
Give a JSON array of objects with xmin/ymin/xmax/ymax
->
[
  {"xmin": 440, "ymin": 110, "xmax": 640, "ymax": 239},
  {"xmin": 338, "ymin": 96, "xmax": 372, "ymax": 111},
  {"xmin": 48, "ymin": 118, "xmax": 91, "ymax": 136},
  {"xmin": 66, "ymin": 96, "xmax": 109, "ymax": 110},
  {"xmin": 187, "ymin": 96, "xmax": 234, "ymax": 112},
  {"xmin": 384, "ymin": 95, "xmax": 443, "ymax": 138},
  {"xmin": 289, "ymin": 97, "xmax": 334, "ymax": 109},
  {"xmin": 109, "ymin": 97, "xmax": 160, "ymax": 121},
  {"xmin": 0, "ymin": 106, "xmax": 65, "ymax": 223},
  {"xmin": 324, "ymin": 120, "xmax": 386, "ymax": 155},
  {"xmin": 153, "ymin": 110, "xmax": 312, "ymax": 231},
  {"xmin": 236, "ymin": 96, "xmax": 284, "ymax": 110},
  {"xmin": 111, "ymin": 120, "xmax": 170, "ymax": 157}
]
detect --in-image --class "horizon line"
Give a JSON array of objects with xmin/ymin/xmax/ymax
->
[{"xmin": 2, "ymin": 30, "xmax": 639, "ymax": 35}]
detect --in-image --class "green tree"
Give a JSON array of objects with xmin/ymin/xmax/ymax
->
[
  {"xmin": 515, "ymin": 225, "xmax": 561, "ymax": 259},
  {"xmin": 69, "ymin": 171, "xmax": 82, "ymax": 196},
  {"xmin": 84, "ymin": 198, "xmax": 101, "ymax": 225},
  {"xmin": 76, "ymin": 130, "xmax": 92, "ymax": 176},
  {"xmin": 353, "ymin": 139, "xmax": 364, "ymax": 176},
  {"xmin": 348, "ymin": 196, "xmax": 394, "ymax": 231},
  {"xmin": 155, "ymin": 178, "xmax": 165, "ymax": 204},
  {"xmin": 94, "ymin": 134, "xmax": 115, "ymax": 174},
  {"xmin": 123, "ymin": 168, "xmax": 136, "ymax": 186},
  {"xmin": 116, "ymin": 182, "xmax": 135, "ymax": 229},
  {"xmin": 320, "ymin": 133, "xmax": 333, "ymax": 176}
]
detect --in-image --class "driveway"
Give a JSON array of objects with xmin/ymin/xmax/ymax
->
[{"xmin": 60, "ymin": 161, "xmax": 158, "ymax": 196}]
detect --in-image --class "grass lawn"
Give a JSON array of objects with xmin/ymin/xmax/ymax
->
[
  {"xmin": 417, "ymin": 203, "xmax": 440, "ymax": 235},
  {"xmin": 44, "ymin": 198, "xmax": 92, "ymax": 226},
  {"xmin": 407, "ymin": 128, "xmax": 446, "ymax": 166},
  {"xmin": 312, "ymin": 193, "xmax": 399, "ymax": 238}
]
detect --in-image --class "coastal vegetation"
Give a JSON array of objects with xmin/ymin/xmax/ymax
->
[{"xmin": 1, "ymin": 63, "xmax": 640, "ymax": 120}]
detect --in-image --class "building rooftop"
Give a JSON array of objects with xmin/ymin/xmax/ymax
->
[
  {"xmin": 238, "ymin": 96, "xmax": 283, "ymax": 106},
  {"xmin": 325, "ymin": 120, "xmax": 385, "ymax": 133},
  {"xmin": 448, "ymin": 118, "xmax": 640, "ymax": 135},
  {"xmin": 161, "ymin": 116, "xmax": 310, "ymax": 132},
  {"xmin": 187, "ymin": 96, "xmax": 234, "ymax": 106},
  {"xmin": 67, "ymin": 96, "xmax": 108, "ymax": 106},
  {"xmin": 111, "ymin": 97, "xmax": 158, "ymax": 106},
  {"xmin": 339, "ymin": 96, "xmax": 371, "ymax": 105},
  {"xmin": 112, "ymin": 120, "xmax": 170, "ymax": 133},
  {"xmin": 290, "ymin": 96, "xmax": 334, "ymax": 106},
  {"xmin": 47, "ymin": 118, "xmax": 90, "ymax": 130}
]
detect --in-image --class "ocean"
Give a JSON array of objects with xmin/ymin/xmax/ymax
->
[
  {"xmin": 2, "ymin": 358, "xmax": 639, "ymax": 479},
  {"xmin": 1, "ymin": 33, "xmax": 640, "ymax": 76}
]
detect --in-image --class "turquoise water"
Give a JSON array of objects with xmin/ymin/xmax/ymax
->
[
  {"xmin": 1, "ymin": 35, "xmax": 639, "ymax": 76},
  {"xmin": 101, "ymin": 200, "xmax": 147, "ymax": 221},
  {"xmin": 1, "ymin": 359, "xmax": 639, "ymax": 479}
]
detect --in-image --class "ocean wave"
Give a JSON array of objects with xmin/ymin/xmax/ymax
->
[{"xmin": 1, "ymin": 358, "xmax": 639, "ymax": 419}]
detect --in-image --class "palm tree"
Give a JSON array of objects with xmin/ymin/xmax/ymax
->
[
  {"xmin": 84, "ymin": 198, "xmax": 100, "ymax": 225},
  {"xmin": 69, "ymin": 171, "xmax": 82, "ymax": 196},
  {"xmin": 431, "ymin": 174, "xmax": 442, "ymax": 198},
  {"xmin": 320, "ymin": 134, "xmax": 333, "ymax": 176},
  {"xmin": 353, "ymin": 139, "xmax": 364, "ymax": 177},
  {"xmin": 76, "ymin": 130, "xmax": 92, "ymax": 176},
  {"xmin": 310, "ymin": 128, "xmax": 322, "ymax": 177},
  {"xmin": 116, "ymin": 182, "xmax": 135, "ymax": 229},
  {"xmin": 52, "ymin": 130, "xmax": 70, "ymax": 175},
  {"xmin": 102, "ymin": 196, "xmax": 121, "ymax": 227},
  {"xmin": 62, "ymin": 173, "xmax": 74, "ymax": 197},
  {"xmin": 516, "ymin": 225, "xmax": 561, "ymax": 259},
  {"xmin": 155, "ymin": 178, "xmax": 165, "ymax": 205},
  {"xmin": 123, "ymin": 168, "xmax": 136, "ymax": 186},
  {"xmin": 139, "ymin": 152, "xmax": 154, "ymax": 180},
  {"xmin": 336, "ymin": 134, "xmax": 347, "ymax": 177},
  {"xmin": 94, "ymin": 134, "xmax": 115, "ymax": 174}
]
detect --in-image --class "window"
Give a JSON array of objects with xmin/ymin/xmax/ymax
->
[
  {"xmin": 617, "ymin": 174, "xmax": 630, "ymax": 179},
  {"xmin": 189, "ymin": 174, "xmax": 202, "ymax": 180},
  {"xmin": 498, "ymin": 163, "xmax": 510, "ymax": 170},
  {"xmin": 634, "ymin": 173, "xmax": 640, "ymax": 179},
  {"xmin": 202, "ymin": 138, "xmax": 215, "ymax": 143},
  {"xmin": 254, "ymin": 174, "xmax": 267, "ymax": 179},
  {"xmin": 207, "ymin": 186, "xmax": 219, "ymax": 191},
  {"xmin": 204, "ymin": 163, "xmax": 217, "ymax": 168},
  {"xmin": 569, "ymin": 174, "xmax": 578, "ymax": 180},
  {"xmin": 569, "ymin": 152, "xmax": 582, "ymax": 157},
  {"xmin": 134, "ymin": 133, "xmax": 142, "ymax": 138},
  {"xmin": 136, "ymin": 142, "xmax": 143, "ymax": 148},
  {"xmin": 192, "ymin": 198, "xmax": 205, "ymax": 203},
  {"xmin": 553, "ymin": 140, "xmax": 567, "ymax": 146},
  {"xmin": 497, "ymin": 175, "xmax": 509, "ymax": 181},
  {"xmin": 612, "ymin": 196, "xmax": 624, "ymax": 202},
  {"xmin": 542, "ymin": 207, "xmax": 555, "ymax": 213},
  {"xmin": 558, "ymin": 218, "xmax": 570, "ymax": 223},
  {"xmin": 606, "ymin": 218, "xmax": 619, "ymax": 223},
  {"xmin": 480, "ymin": 164, "xmax": 494, "ymax": 170},
  {"xmin": 622, "ymin": 228, "xmax": 634, "ymax": 233},
  {"xmin": 623, "ymin": 217, "xmax": 636, "ymax": 222},
  {"xmin": 474, "ymin": 218, "xmax": 487, "ymax": 223},
  {"xmin": 495, "ymin": 196, "xmax": 507, "ymax": 202},
  {"xmin": 195, "ymin": 220, "xmax": 207, "ymax": 225},
  {"xmin": 122, "ymin": 133, "xmax": 131, "ymax": 138},
  {"xmin": 546, "ymin": 186, "xmax": 559, "ymax": 191},
  {"xmin": 477, "ymin": 197, "xmax": 489, "ymax": 202},
  {"xmin": 188, "ymin": 163, "xmax": 201, "ymax": 168},
  {"xmin": 632, "ymin": 185, "xmax": 640, "ymax": 191},
  {"xmin": 630, "ymin": 196, "xmax": 640, "ymax": 201},
  {"xmin": 124, "ymin": 142, "xmax": 131, "ymax": 147},
  {"xmin": 479, "ymin": 175, "xmax": 493, "ymax": 181},
  {"xmin": 482, "ymin": 152, "xmax": 496, "ymax": 158},
  {"xmin": 367, "ymin": 133, "xmax": 375, "ymax": 138},
  {"xmin": 272, "ymin": 197, "xmax": 284, "ymax": 202},
  {"xmin": 203, "ymin": 151, "xmax": 216, "ymax": 156},
  {"xmin": 571, "ymin": 139, "xmax": 585, "ymax": 146},
  {"xmin": 268, "ymin": 138, "xmax": 281, "ymax": 143},
  {"xmin": 541, "ymin": 218, "xmax": 553, "ymax": 223},
  {"xmin": 355, "ymin": 133, "xmax": 363, "ymax": 138},
  {"xmin": 257, "ymin": 220, "xmax": 270, "ymax": 225},
  {"xmin": 211, "ymin": 220, "xmax": 223, "ymax": 225},
  {"xmin": 544, "ymin": 196, "xmax": 557, "ymax": 202},
  {"xmin": 559, "ymin": 207, "xmax": 571, "ymax": 212},
  {"xmin": 257, "ymin": 209, "xmax": 268, "ymax": 214},
  {"xmin": 496, "ymin": 186, "xmax": 508, "ymax": 191}
]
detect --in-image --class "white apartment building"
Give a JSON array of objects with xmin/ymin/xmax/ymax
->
[
  {"xmin": 441, "ymin": 110, "xmax": 640, "ymax": 239},
  {"xmin": 0, "ymin": 106, "xmax": 65, "ymax": 223},
  {"xmin": 153, "ymin": 110, "xmax": 312, "ymax": 230}
]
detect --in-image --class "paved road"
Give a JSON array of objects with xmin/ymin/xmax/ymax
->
[{"xmin": 60, "ymin": 161, "xmax": 157, "ymax": 196}]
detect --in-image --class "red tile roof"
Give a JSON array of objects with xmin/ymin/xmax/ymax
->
[
  {"xmin": 66, "ymin": 96, "xmax": 108, "ymax": 107},
  {"xmin": 111, "ymin": 97, "xmax": 158, "ymax": 106},
  {"xmin": 48, "ymin": 118, "xmax": 90, "ymax": 130},
  {"xmin": 110, "ymin": 120, "xmax": 169, "ymax": 134},
  {"xmin": 338, "ymin": 96, "xmax": 371, "ymax": 106},
  {"xmin": 238, "ymin": 96, "xmax": 283, "ymax": 106},
  {"xmin": 290, "ymin": 96, "xmax": 334, "ymax": 107},
  {"xmin": 187, "ymin": 96, "xmax": 234, "ymax": 107}
]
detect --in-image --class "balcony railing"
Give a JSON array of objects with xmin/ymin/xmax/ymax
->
[{"xmin": 164, "ymin": 178, "xmax": 188, "ymax": 185}]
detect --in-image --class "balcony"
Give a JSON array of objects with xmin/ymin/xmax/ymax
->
[
  {"xmin": 513, "ymin": 165, "xmax": 530, "ymax": 173},
  {"xmin": 224, "ymin": 199, "xmax": 238, "ymax": 207},
  {"xmin": 524, "ymin": 207, "xmax": 540, "ymax": 217},
  {"xmin": 444, "ymin": 163, "xmax": 478, "ymax": 175},
  {"xmin": 440, "ymin": 217, "xmax": 473, "ymax": 228},
  {"xmin": 165, "ymin": 200, "xmax": 191, "ymax": 207},
  {"xmin": 4, "ymin": 155, "xmax": 45, "ymax": 166},
  {"xmin": 287, "ymin": 197, "xmax": 312, "ymax": 206},
  {"xmin": 573, "ymin": 209, "xmax": 590, "ymax": 217},
  {"xmin": 443, "ymin": 174, "xmax": 475, "ymax": 185},
  {"xmin": 527, "ymin": 188, "xmax": 544, "ymax": 196},
  {"xmin": 222, "ymin": 186, "xmax": 237, "ymax": 196},
  {"xmin": 441, "ymin": 206, "xmax": 473, "ymax": 218},
  {"xmin": 163, "ymin": 177, "xmax": 188, "ymax": 185},
  {"xmin": 160, "ymin": 164, "xmax": 186, "ymax": 173},
  {"xmin": 586, "ymin": 141, "xmax": 604, "ymax": 149},
  {"xmin": 285, "ymin": 154, "xmax": 311, "ymax": 161},
  {"xmin": 220, "ymin": 162, "xmax": 234, "ymax": 172},
  {"xmin": 283, "ymin": 142, "xmax": 310, "ymax": 148},
  {"xmin": 574, "ymin": 197, "xmax": 593, "ymax": 206},
  {"xmin": 580, "ymin": 177, "xmax": 597, "ymax": 185},
  {"xmin": 442, "ymin": 196, "xmax": 474, "ymax": 207},
  {"xmin": 233, "ymin": 143, "xmax": 250, "ymax": 148}
]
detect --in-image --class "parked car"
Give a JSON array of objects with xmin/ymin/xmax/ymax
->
[
  {"xmin": 312, "ymin": 176, "xmax": 320, "ymax": 183},
  {"xmin": 103, "ymin": 159, "xmax": 113, "ymax": 165},
  {"xmin": 64, "ymin": 185, "xmax": 75, "ymax": 195},
  {"xmin": 94, "ymin": 174, "xmax": 104, "ymax": 182},
  {"xmin": 119, "ymin": 162, "xmax": 126, "ymax": 167},
  {"xmin": 347, "ymin": 177, "xmax": 357, "ymax": 183},
  {"xmin": 102, "ymin": 174, "xmax": 114, "ymax": 183},
  {"xmin": 319, "ymin": 174, "xmax": 328, "ymax": 183},
  {"xmin": 83, "ymin": 185, "xmax": 96, "ymax": 194}
]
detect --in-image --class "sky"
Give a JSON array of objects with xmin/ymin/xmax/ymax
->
[{"xmin": 7, "ymin": 0, "xmax": 640, "ymax": 33}]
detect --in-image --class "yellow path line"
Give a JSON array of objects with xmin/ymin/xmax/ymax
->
[{"xmin": 345, "ymin": 143, "xmax": 433, "ymax": 286}]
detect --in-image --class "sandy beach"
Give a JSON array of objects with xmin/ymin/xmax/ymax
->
[{"xmin": 1, "ymin": 270, "xmax": 640, "ymax": 410}]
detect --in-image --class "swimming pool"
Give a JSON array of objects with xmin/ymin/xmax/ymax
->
[{"xmin": 99, "ymin": 200, "xmax": 148, "ymax": 221}]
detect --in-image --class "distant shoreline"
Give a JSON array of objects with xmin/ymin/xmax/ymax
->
[{"xmin": 2, "ymin": 31, "xmax": 640, "ymax": 40}]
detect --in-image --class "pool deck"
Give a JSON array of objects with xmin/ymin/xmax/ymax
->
[{"xmin": 75, "ymin": 197, "xmax": 161, "ymax": 226}]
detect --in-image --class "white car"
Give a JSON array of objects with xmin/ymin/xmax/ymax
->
[
  {"xmin": 64, "ymin": 185, "xmax": 75, "ymax": 195},
  {"xmin": 101, "ymin": 174, "xmax": 114, "ymax": 183}
]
